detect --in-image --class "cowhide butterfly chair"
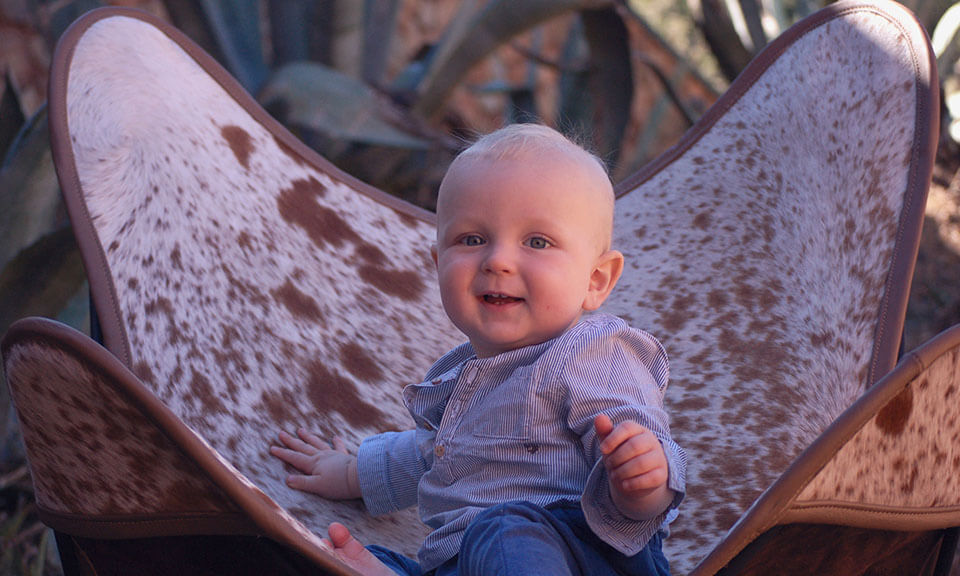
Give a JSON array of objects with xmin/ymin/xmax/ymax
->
[{"xmin": 2, "ymin": 1, "xmax": 959, "ymax": 574}]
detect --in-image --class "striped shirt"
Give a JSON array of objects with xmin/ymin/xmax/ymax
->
[{"xmin": 357, "ymin": 313, "xmax": 686, "ymax": 571}]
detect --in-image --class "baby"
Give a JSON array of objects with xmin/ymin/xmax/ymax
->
[{"xmin": 271, "ymin": 124, "xmax": 686, "ymax": 576}]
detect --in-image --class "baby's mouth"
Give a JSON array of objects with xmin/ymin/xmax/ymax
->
[{"xmin": 482, "ymin": 293, "xmax": 524, "ymax": 305}]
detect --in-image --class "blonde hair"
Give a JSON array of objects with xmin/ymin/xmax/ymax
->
[{"xmin": 456, "ymin": 123, "xmax": 610, "ymax": 177}]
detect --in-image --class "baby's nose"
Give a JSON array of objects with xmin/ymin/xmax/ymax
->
[{"xmin": 481, "ymin": 244, "xmax": 515, "ymax": 274}]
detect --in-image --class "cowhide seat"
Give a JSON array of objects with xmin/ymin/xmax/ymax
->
[{"xmin": 2, "ymin": 1, "xmax": 958, "ymax": 574}]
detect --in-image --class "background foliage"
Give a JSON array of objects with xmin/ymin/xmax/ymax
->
[{"xmin": 1, "ymin": 0, "xmax": 958, "ymax": 573}]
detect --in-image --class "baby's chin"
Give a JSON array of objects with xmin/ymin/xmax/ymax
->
[{"xmin": 471, "ymin": 320, "xmax": 584, "ymax": 358}]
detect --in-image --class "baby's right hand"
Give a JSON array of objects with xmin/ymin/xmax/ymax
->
[{"xmin": 270, "ymin": 429, "xmax": 361, "ymax": 500}]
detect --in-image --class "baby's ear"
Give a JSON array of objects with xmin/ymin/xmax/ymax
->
[{"xmin": 583, "ymin": 250, "xmax": 624, "ymax": 311}]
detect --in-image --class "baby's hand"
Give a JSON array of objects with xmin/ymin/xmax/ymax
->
[
  {"xmin": 270, "ymin": 428, "xmax": 360, "ymax": 500},
  {"xmin": 594, "ymin": 414, "xmax": 672, "ymax": 521}
]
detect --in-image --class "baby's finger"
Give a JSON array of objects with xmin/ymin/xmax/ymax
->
[
  {"xmin": 331, "ymin": 436, "xmax": 349, "ymax": 454},
  {"xmin": 607, "ymin": 446, "xmax": 663, "ymax": 478},
  {"xmin": 594, "ymin": 414, "xmax": 614, "ymax": 444},
  {"xmin": 603, "ymin": 431, "xmax": 658, "ymax": 469},
  {"xmin": 598, "ymin": 420, "xmax": 647, "ymax": 456},
  {"xmin": 612, "ymin": 464, "xmax": 668, "ymax": 493},
  {"xmin": 297, "ymin": 428, "xmax": 333, "ymax": 450},
  {"xmin": 270, "ymin": 445, "xmax": 316, "ymax": 472},
  {"xmin": 285, "ymin": 473, "xmax": 320, "ymax": 492},
  {"xmin": 277, "ymin": 430, "xmax": 317, "ymax": 453}
]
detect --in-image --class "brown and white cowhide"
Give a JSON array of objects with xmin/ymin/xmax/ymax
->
[
  {"xmin": 55, "ymin": 12, "xmax": 461, "ymax": 558},
  {"xmin": 796, "ymin": 335, "xmax": 960, "ymax": 514},
  {"xmin": 603, "ymin": 2, "xmax": 935, "ymax": 572},
  {"xmin": 1, "ymin": 319, "xmax": 347, "ymax": 572},
  {"xmin": 4, "ymin": 334, "xmax": 242, "ymax": 522}
]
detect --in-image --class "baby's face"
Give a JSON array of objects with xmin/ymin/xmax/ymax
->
[{"xmin": 433, "ymin": 150, "xmax": 617, "ymax": 357}]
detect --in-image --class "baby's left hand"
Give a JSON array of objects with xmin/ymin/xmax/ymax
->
[{"xmin": 595, "ymin": 414, "xmax": 672, "ymax": 520}]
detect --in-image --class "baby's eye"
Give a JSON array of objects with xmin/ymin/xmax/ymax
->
[
  {"xmin": 459, "ymin": 235, "xmax": 485, "ymax": 246},
  {"xmin": 526, "ymin": 237, "xmax": 550, "ymax": 249}
]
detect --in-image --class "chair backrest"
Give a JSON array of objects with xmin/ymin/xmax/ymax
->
[
  {"xmin": 697, "ymin": 322, "xmax": 960, "ymax": 575},
  {"xmin": 602, "ymin": 1, "xmax": 939, "ymax": 572},
  {"xmin": 39, "ymin": 1, "xmax": 948, "ymax": 574},
  {"xmin": 49, "ymin": 6, "xmax": 462, "ymax": 558}
]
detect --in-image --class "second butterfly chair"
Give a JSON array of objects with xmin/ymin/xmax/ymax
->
[{"xmin": 2, "ymin": 1, "xmax": 958, "ymax": 574}]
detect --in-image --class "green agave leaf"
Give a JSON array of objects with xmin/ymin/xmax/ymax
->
[
  {"xmin": 410, "ymin": 0, "xmax": 614, "ymax": 119},
  {"xmin": 902, "ymin": 0, "xmax": 956, "ymax": 40},
  {"xmin": 199, "ymin": 0, "xmax": 268, "ymax": 93},
  {"xmin": 580, "ymin": 8, "xmax": 632, "ymax": 167},
  {"xmin": 932, "ymin": 2, "xmax": 960, "ymax": 70},
  {"xmin": 557, "ymin": 17, "xmax": 594, "ymax": 135},
  {"xmin": 0, "ymin": 75, "xmax": 26, "ymax": 164},
  {"xmin": 688, "ymin": 0, "xmax": 753, "ymax": 82},
  {"xmin": 0, "ymin": 110, "xmax": 66, "ymax": 271},
  {"xmin": 164, "ymin": 0, "xmax": 228, "ymax": 64},
  {"xmin": 259, "ymin": 62, "xmax": 430, "ymax": 150},
  {"xmin": 269, "ymin": 0, "xmax": 325, "ymax": 66},
  {"xmin": 734, "ymin": 0, "xmax": 768, "ymax": 51},
  {"xmin": 328, "ymin": 1, "xmax": 364, "ymax": 77},
  {"xmin": 29, "ymin": 528, "xmax": 49, "ymax": 576},
  {"xmin": 932, "ymin": 2, "xmax": 960, "ymax": 143},
  {"xmin": 0, "ymin": 226, "xmax": 87, "ymax": 337},
  {"xmin": 47, "ymin": 0, "xmax": 104, "ymax": 46},
  {"xmin": 362, "ymin": 0, "xmax": 402, "ymax": 86}
]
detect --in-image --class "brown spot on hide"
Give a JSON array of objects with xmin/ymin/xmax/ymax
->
[
  {"xmin": 874, "ymin": 385, "xmax": 913, "ymax": 436},
  {"xmin": 659, "ymin": 292, "xmax": 695, "ymax": 332},
  {"xmin": 272, "ymin": 280, "xmax": 322, "ymax": 320},
  {"xmin": 340, "ymin": 342, "xmax": 384, "ymax": 382},
  {"xmin": 358, "ymin": 265, "xmax": 425, "ymax": 301},
  {"xmin": 144, "ymin": 296, "xmax": 184, "ymax": 345},
  {"xmin": 186, "ymin": 369, "xmax": 226, "ymax": 413},
  {"xmin": 692, "ymin": 212, "xmax": 711, "ymax": 230},
  {"xmin": 260, "ymin": 388, "xmax": 298, "ymax": 425},
  {"xmin": 706, "ymin": 290, "xmax": 728, "ymax": 310},
  {"xmin": 397, "ymin": 211, "xmax": 422, "ymax": 229},
  {"xmin": 213, "ymin": 327, "xmax": 250, "ymax": 382},
  {"xmin": 145, "ymin": 296, "xmax": 175, "ymax": 319},
  {"xmin": 306, "ymin": 360, "xmax": 389, "ymax": 429},
  {"xmin": 222, "ymin": 266, "xmax": 269, "ymax": 309},
  {"xmin": 356, "ymin": 242, "xmax": 387, "ymax": 266},
  {"xmin": 222, "ymin": 125, "xmax": 254, "ymax": 169},
  {"xmin": 171, "ymin": 245, "xmax": 183, "ymax": 270},
  {"xmin": 278, "ymin": 178, "xmax": 363, "ymax": 249},
  {"xmin": 237, "ymin": 231, "xmax": 254, "ymax": 251},
  {"xmin": 133, "ymin": 361, "xmax": 157, "ymax": 386},
  {"xmin": 718, "ymin": 328, "xmax": 789, "ymax": 389}
]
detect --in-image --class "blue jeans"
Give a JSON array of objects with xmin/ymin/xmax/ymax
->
[{"xmin": 368, "ymin": 500, "xmax": 671, "ymax": 576}]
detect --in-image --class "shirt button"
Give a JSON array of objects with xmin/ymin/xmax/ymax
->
[{"xmin": 434, "ymin": 445, "xmax": 445, "ymax": 458}]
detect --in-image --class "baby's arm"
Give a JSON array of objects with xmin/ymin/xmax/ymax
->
[
  {"xmin": 270, "ymin": 428, "xmax": 361, "ymax": 500},
  {"xmin": 594, "ymin": 414, "xmax": 675, "ymax": 522}
]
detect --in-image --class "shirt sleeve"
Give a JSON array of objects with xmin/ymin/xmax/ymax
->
[
  {"xmin": 356, "ymin": 429, "xmax": 425, "ymax": 515},
  {"xmin": 559, "ymin": 317, "xmax": 687, "ymax": 555}
]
